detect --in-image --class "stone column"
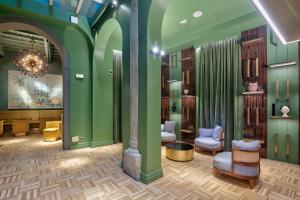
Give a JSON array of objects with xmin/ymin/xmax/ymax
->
[{"xmin": 122, "ymin": 0, "xmax": 142, "ymax": 180}]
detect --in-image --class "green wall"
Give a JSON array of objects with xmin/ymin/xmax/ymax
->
[
  {"xmin": 0, "ymin": 49, "xmax": 63, "ymax": 111},
  {"xmin": 93, "ymin": 21, "xmax": 122, "ymax": 147},
  {"xmin": 0, "ymin": 5, "xmax": 94, "ymax": 150},
  {"xmin": 267, "ymin": 28, "xmax": 299, "ymax": 164}
]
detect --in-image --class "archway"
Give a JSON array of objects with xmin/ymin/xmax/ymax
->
[
  {"xmin": 93, "ymin": 18, "xmax": 123, "ymax": 146},
  {"xmin": 0, "ymin": 16, "xmax": 70, "ymax": 150}
]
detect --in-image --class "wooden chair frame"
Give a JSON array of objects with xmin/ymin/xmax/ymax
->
[
  {"xmin": 195, "ymin": 130, "xmax": 224, "ymax": 155},
  {"xmin": 214, "ymin": 147, "xmax": 261, "ymax": 189}
]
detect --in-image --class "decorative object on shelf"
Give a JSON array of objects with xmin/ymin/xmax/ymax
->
[
  {"xmin": 247, "ymin": 59, "xmax": 250, "ymax": 77},
  {"xmin": 280, "ymin": 105, "xmax": 291, "ymax": 117},
  {"xmin": 248, "ymin": 82, "xmax": 259, "ymax": 92},
  {"xmin": 272, "ymin": 103, "xmax": 276, "ymax": 116},
  {"xmin": 286, "ymin": 80, "xmax": 290, "ymax": 100},
  {"xmin": 274, "ymin": 133, "xmax": 279, "ymax": 155},
  {"xmin": 184, "ymin": 89, "xmax": 189, "ymax": 95},
  {"xmin": 13, "ymin": 40, "xmax": 48, "ymax": 78},
  {"xmin": 276, "ymin": 80, "xmax": 279, "ymax": 100},
  {"xmin": 286, "ymin": 134, "xmax": 291, "ymax": 157},
  {"xmin": 172, "ymin": 102, "xmax": 177, "ymax": 112}
]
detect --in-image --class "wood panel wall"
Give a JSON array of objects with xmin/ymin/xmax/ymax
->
[
  {"xmin": 181, "ymin": 48, "xmax": 196, "ymax": 96},
  {"xmin": 241, "ymin": 26, "xmax": 268, "ymax": 157}
]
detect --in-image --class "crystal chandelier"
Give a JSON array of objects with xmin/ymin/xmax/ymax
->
[{"xmin": 13, "ymin": 40, "xmax": 48, "ymax": 78}]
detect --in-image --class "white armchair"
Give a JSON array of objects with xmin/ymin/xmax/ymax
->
[{"xmin": 161, "ymin": 121, "xmax": 176, "ymax": 143}]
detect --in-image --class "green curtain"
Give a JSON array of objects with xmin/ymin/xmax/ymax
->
[
  {"xmin": 113, "ymin": 51, "xmax": 122, "ymax": 143},
  {"xmin": 198, "ymin": 36, "xmax": 243, "ymax": 150}
]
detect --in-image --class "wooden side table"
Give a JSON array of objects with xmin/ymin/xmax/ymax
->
[{"xmin": 181, "ymin": 129, "xmax": 195, "ymax": 144}]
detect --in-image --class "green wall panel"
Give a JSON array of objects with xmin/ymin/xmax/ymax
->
[{"xmin": 267, "ymin": 27, "xmax": 299, "ymax": 164}]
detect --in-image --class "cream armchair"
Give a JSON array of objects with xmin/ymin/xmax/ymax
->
[
  {"xmin": 12, "ymin": 120, "xmax": 29, "ymax": 137},
  {"xmin": 213, "ymin": 140, "xmax": 261, "ymax": 189},
  {"xmin": 0, "ymin": 121, "xmax": 3, "ymax": 136},
  {"xmin": 43, "ymin": 121, "xmax": 62, "ymax": 141}
]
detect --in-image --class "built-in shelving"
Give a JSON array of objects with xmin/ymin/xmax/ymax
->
[
  {"xmin": 242, "ymin": 37, "xmax": 264, "ymax": 46},
  {"xmin": 242, "ymin": 91, "xmax": 264, "ymax": 95},
  {"xmin": 270, "ymin": 116, "xmax": 295, "ymax": 120}
]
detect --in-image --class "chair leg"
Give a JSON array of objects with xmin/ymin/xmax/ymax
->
[{"xmin": 249, "ymin": 178, "xmax": 255, "ymax": 189}]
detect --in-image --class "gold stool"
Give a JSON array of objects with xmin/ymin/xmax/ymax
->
[{"xmin": 43, "ymin": 128, "xmax": 60, "ymax": 142}]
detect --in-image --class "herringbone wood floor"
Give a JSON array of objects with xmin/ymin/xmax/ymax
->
[{"xmin": 0, "ymin": 133, "xmax": 300, "ymax": 200}]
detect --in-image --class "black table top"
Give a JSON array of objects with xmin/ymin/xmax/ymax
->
[{"xmin": 166, "ymin": 142, "xmax": 194, "ymax": 151}]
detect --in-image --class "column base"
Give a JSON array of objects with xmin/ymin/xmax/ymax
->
[{"xmin": 123, "ymin": 147, "xmax": 142, "ymax": 180}]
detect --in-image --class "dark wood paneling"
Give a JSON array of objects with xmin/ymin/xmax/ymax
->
[
  {"xmin": 161, "ymin": 97, "xmax": 169, "ymax": 124},
  {"xmin": 241, "ymin": 26, "xmax": 268, "ymax": 158},
  {"xmin": 161, "ymin": 55, "xmax": 169, "ymax": 97}
]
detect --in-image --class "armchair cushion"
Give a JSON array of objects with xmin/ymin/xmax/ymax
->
[
  {"xmin": 161, "ymin": 131, "xmax": 176, "ymax": 142},
  {"xmin": 164, "ymin": 121, "xmax": 175, "ymax": 133},
  {"xmin": 213, "ymin": 125, "xmax": 222, "ymax": 141},
  {"xmin": 161, "ymin": 124, "xmax": 164, "ymax": 132},
  {"xmin": 195, "ymin": 137, "xmax": 221, "ymax": 150},
  {"xmin": 232, "ymin": 140, "xmax": 261, "ymax": 151},
  {"xmin": 213, "ymin": 152, "xmax": 260, "ymax": 177},
  {"xmin": 199, "ymin": 128, "xmax": 214, "ymax": 137},
  {"xmin": 213, "ymin": 152, "xmax": 232, "ymax": 172}
]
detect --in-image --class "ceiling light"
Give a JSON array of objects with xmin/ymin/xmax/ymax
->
[
  {"xmin": 160, "ymin": 50, "xmax": 165, "ymax": 56},
  {"xmin": 193, "ymin": 10, "xmax": 203, "ymax": 18},
  {"xmin": 252, "ymin": 0, "xmax": 286, "ymax": 44},
  {"xmin": 13, "ymin": 40, "xmax": 48, "ymax": 78},
  {"xmin": 112, "ymin": 0, "xmax": 118, "ymax": 7},
  {"xmin": 179, "ymin": 19, "xmax": 187, "ymax": 24}
]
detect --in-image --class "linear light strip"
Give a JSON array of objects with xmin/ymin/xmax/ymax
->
[
  {"xmin": 268, "ymin": 61, "xmax": 296, "ymax": 68},
  {"xmin": 252, "ymin": 0, "xmax": 287, "ymax": 44}
]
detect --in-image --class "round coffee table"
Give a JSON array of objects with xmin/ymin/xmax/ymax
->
[{"xmin": 166, "ymin": 142, "xmax": 194, "ymax": 162}]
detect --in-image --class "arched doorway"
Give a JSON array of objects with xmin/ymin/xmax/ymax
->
[
  {"xmin": 0, "ymin": 16, "xmax": 70, "ymax": 150},
  {"xmin": 93, "ymin": 19, "xmax": 123, "ymax": 145}
]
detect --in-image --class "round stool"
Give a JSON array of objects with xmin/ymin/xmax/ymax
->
[{"xmin": 43, "ymin": 128, "xmax": 60, "ymax": 142}]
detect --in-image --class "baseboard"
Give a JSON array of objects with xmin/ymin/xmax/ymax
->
[
  {"xmin": 70, "ymin": 142, "xmax": 91, "ymax": 149},
  {"xmin": 91, "ymin": 140, "xmax": 114, "ymax": 147},
  {"xmin": 140, "ymin": 168, "xmax": 163, "ymax": 184}
]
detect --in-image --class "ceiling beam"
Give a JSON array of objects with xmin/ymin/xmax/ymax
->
[
  {"xmin": 49, "ymin": 0, "xmax": 54, "ymax": 6},
  {"xmin": 43, "ymin": 38, "xmax": 52, "ymax": 64},
  {"xmin": 75, "ymin": 0, "xmax": 84, "ymax": 14}
]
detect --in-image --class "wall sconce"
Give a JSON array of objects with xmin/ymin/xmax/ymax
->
[{"xmin": 151, "ymin": 46, "xmax": 165, "ymax": 57}]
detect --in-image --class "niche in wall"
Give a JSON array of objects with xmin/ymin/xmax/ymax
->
[{"xmin": 161, "ymin": 47, "xmax": 196, "ymax": 143}]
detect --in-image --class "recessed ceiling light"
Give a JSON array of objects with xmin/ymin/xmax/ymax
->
[
  {"xmin": 193, "ymin": 10, "xmax": 203, "ymax": 18},
  {"xmin": 179, "ymin": 19, "xmax": 187, "ymax": 24}
]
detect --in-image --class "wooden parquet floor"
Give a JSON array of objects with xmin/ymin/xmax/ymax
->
[{"xmin": 0, "ymin": 133, "xmax": 300, "ymax": 200}]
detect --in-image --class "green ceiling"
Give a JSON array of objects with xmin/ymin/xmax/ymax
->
[{"xmin": 162, "ymin": 0, "xmax": 260, "ymax": 49}]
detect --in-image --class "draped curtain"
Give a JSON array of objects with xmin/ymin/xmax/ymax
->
[
  {"xmin": 113, "ymin": 51, "xmax": 122, "ymax": 143},
  {"xmin": 198, "ymin": 36, "xmax": 243, "ymax": 150}
]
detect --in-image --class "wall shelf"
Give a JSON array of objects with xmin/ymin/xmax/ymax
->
[
  {"xmin": 242, "ymin": 37, "xmax": 264, "ymax": 46},
  {"xmin": 267, "ymin": 61, "xmax": 296, "ymax": 68},
  {"xmin": 242, "ymin": 91, "xmax": 264, "ymax": 95},
  {"xmin": 269, "ymin": 116, "xmax": 295, "ymax": 120}
]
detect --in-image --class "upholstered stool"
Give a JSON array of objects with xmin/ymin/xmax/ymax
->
[{"xmin": 43, "ymin": 128, "xmax": 60, "ymax": 142}]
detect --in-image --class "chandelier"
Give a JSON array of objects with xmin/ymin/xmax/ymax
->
[{"xmin": 13, "ymin": 40, "xmax": 48, "ymax": 78}]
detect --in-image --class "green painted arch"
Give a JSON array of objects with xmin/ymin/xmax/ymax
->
[{"xmin": 92, "ymin": 18, "xmax": 123, "ymax": 146}]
